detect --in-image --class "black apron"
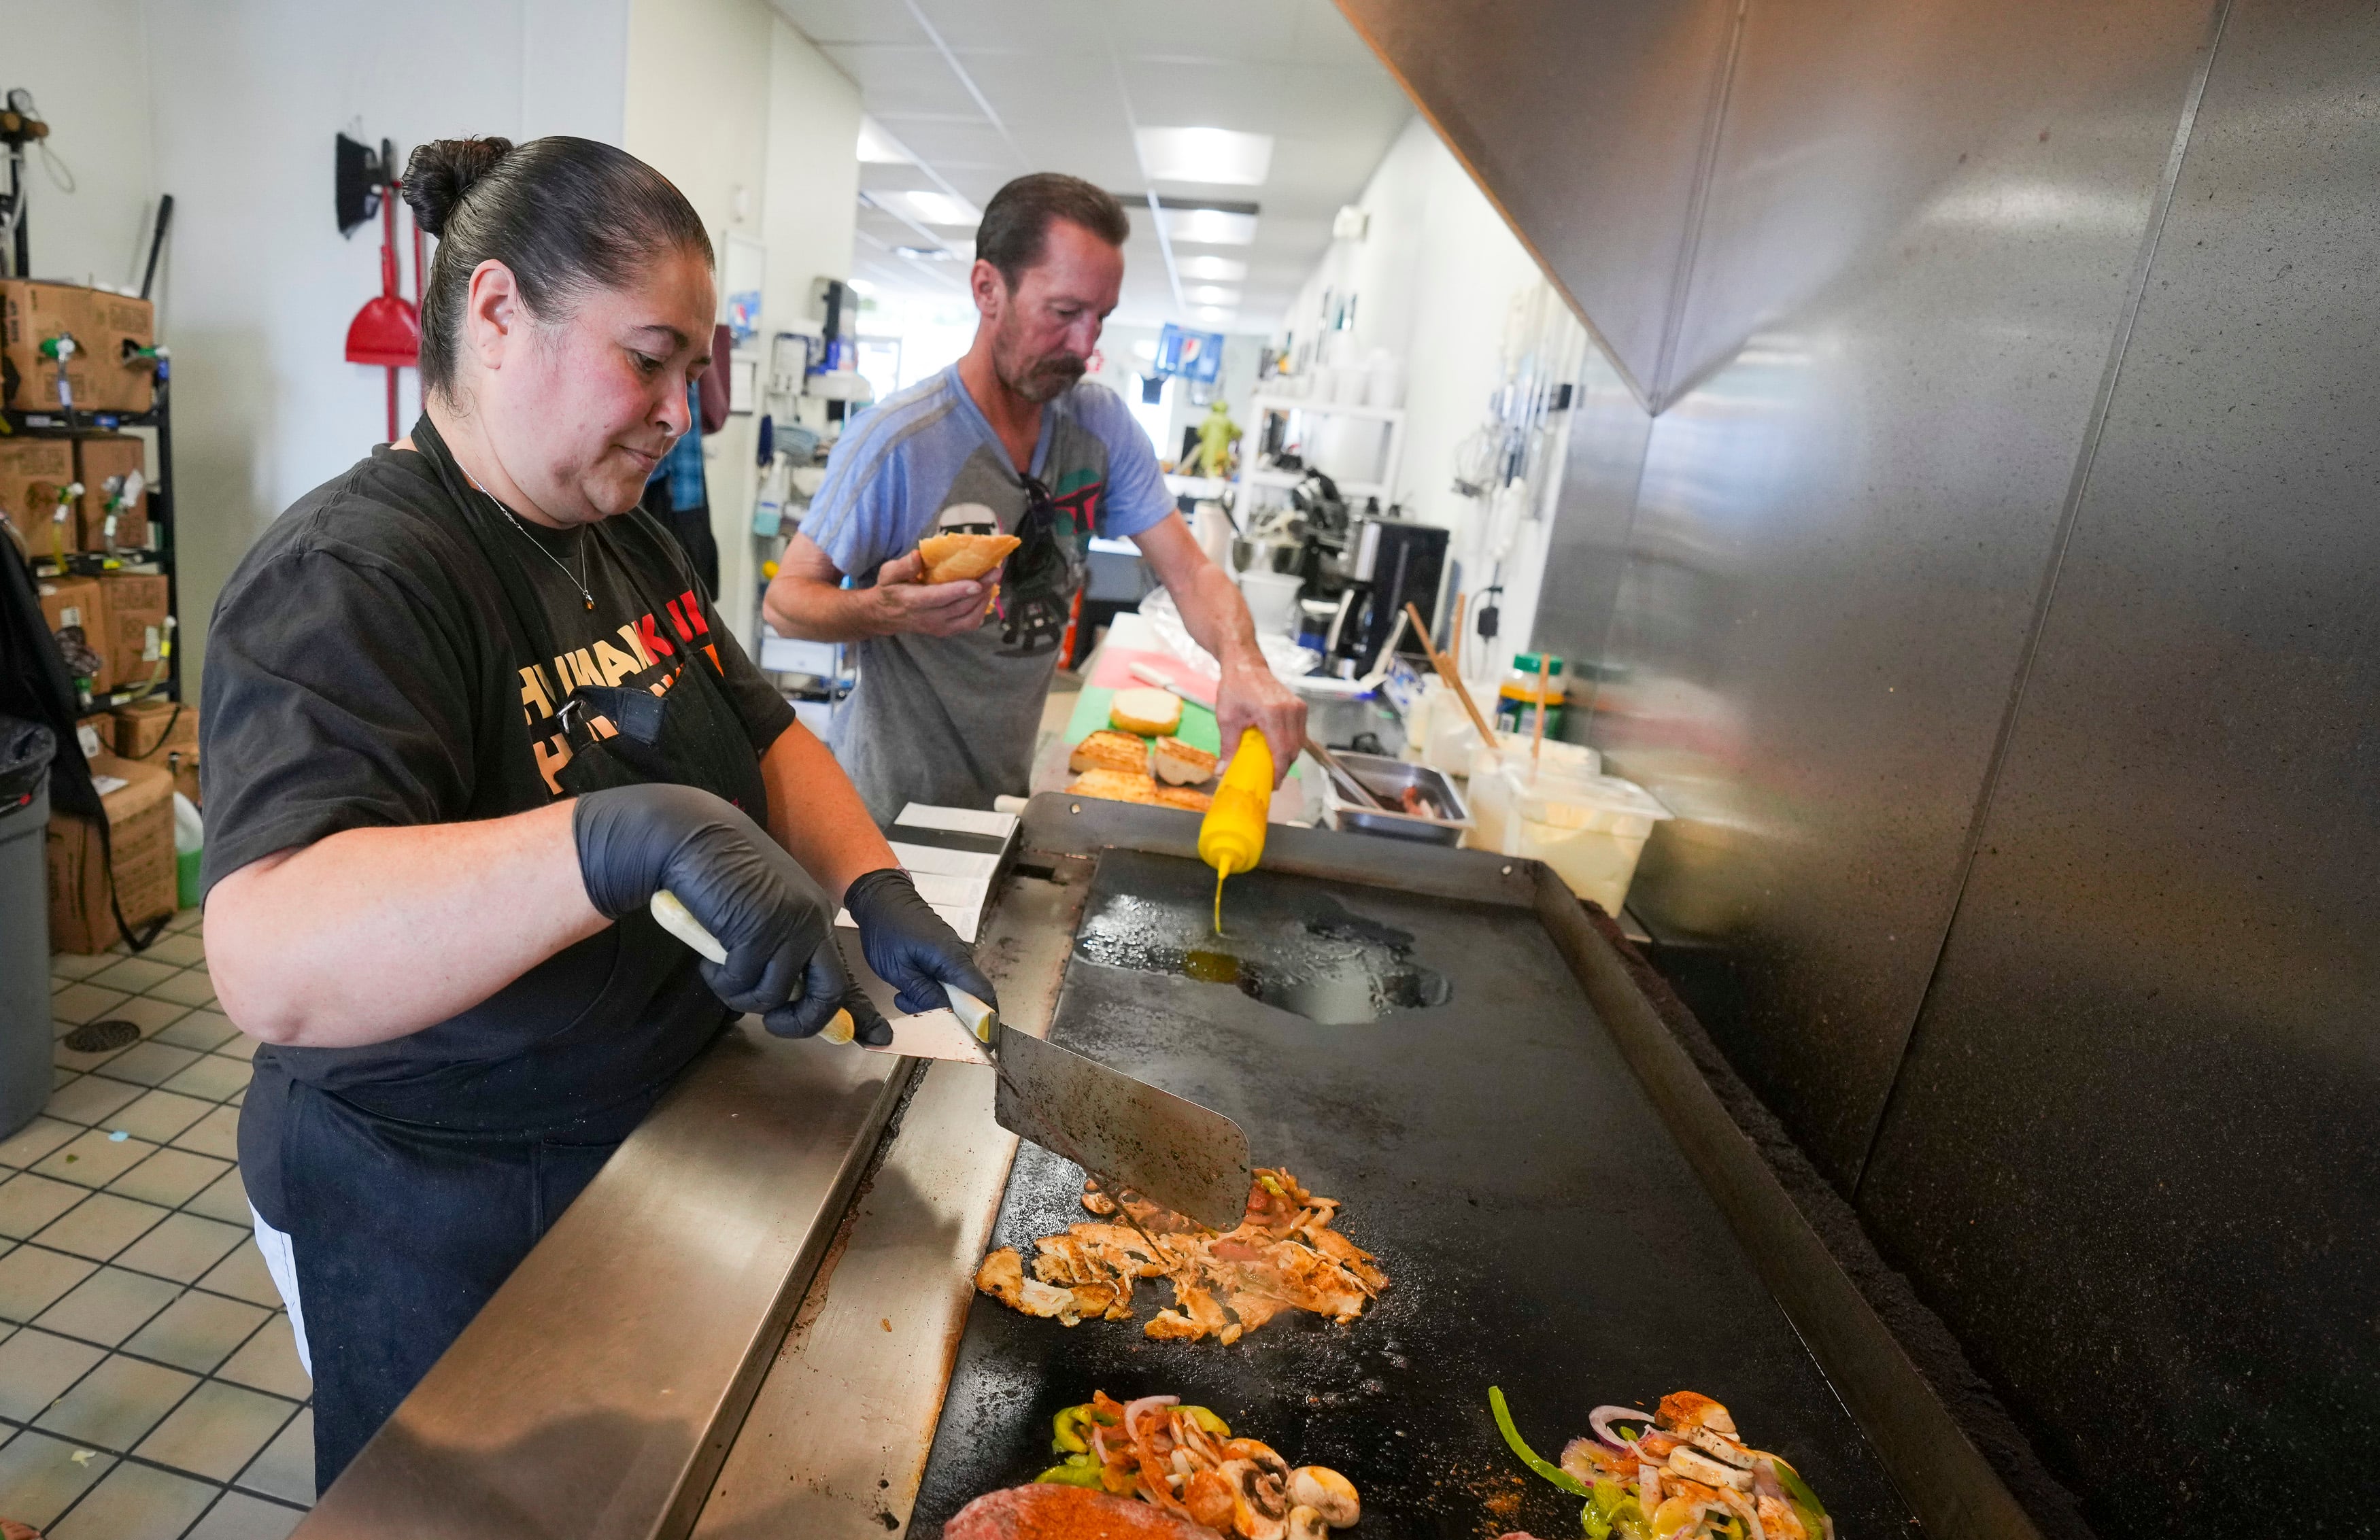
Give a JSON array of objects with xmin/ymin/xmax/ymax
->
[{"xmin": 267, "ymin": 419, "xmax": 769, "ymax": 1493}]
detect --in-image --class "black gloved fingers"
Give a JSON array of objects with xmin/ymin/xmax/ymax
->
[
  {"xmin": 843, "ymin": 867, "xmax": 1001, "ymax": 1016},
  {"xmin": 844, "ymin": 985, "xmax": 892, "ymax": 1048},
  {"xmin": 759, "ymin": 940, "xmax": 857, "ymax": 1038},
  {"xmin": 892, "ymin": 966, "xmax": 994, "ymax": 1017},
  {"xmin": 703, "ymin": 938, "xmax": 809, "ymax": 1017}
]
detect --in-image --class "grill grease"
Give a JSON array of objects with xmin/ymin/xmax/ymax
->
[{"xmin": 1075, "ymin": 885, "xmax": 1452, "ymax": 1026}]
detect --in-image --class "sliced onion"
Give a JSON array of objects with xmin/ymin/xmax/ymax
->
[
  {"xmin": 1591, "ymin": 1403, "xmax": 1656, "ymax": 1449},
  {"xmin": 1123, "ymin": 1394, "xmax": 1180, "ymax": 1438},
  {"xmin": 1092, "ymin": 1425, "xmax": 1113, "ymax": 1465}
]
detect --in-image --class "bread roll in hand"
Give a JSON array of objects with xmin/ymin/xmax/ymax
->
[{"xmin": 917, "ymin": 532, "xmax": 1020, "ymax": 584}]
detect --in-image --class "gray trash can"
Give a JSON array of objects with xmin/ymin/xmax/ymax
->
[{"xmin": 2, "ymin": 717, "xmax": 57, "ymax": 1140}]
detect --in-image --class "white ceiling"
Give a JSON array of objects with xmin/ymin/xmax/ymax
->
[{"xmin": 772, "ymin": 0, "xmax": 1414, "ymax": 334}]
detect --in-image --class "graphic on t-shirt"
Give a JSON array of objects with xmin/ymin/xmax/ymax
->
[{"xmin": 511, "ymin": 585, "xmax": 726, "ymax": 795}]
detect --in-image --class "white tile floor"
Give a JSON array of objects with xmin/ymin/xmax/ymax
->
[{"xmin": 3, "ymin": 909, "xmax": 310, "ymax": 1540}]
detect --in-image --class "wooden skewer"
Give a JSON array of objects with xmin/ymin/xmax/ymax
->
[
  {"xmin": 1449, "ymin": 592, "xmax": 1469, "ymax": 677},
  {"xmin": 1531, "ymin": 651, "xmax": 1550, "ymax": 769},
  {"xmin": 1406, "ymin": 601, "xmax": 1498, "ymax": 747}
]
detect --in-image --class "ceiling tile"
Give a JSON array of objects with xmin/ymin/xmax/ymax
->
[
  {"xmin": 794, "ymin": 0, "xmax": 1409, "ymax": 334},
  {"xmin": 821, "ymin": 44, "xmax": 973, "ymax": 116},
  {"xmin": 772, "ymin": 0, "xmax": 928, "ymax": 46},
  {"xmin": 874, "ymin": 118, "xmax": 1023, "ymax": 173}
]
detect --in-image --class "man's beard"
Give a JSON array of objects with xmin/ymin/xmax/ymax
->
[{"xmin": 998, "ymin": 344, "xmax": 1086, "ymax": 404}]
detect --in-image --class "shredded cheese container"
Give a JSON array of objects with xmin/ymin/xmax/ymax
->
[{"xmin": 1469, "ymin": 759, "xmax": 1670, "ymax": 914}]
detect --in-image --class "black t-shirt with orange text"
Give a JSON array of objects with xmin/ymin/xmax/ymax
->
[{"xmin": 199, "ymin": 445, "xmax": 794, "ymax": 1216}]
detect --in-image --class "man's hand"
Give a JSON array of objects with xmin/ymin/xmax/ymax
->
[
  {"xmin": 1217, "ymin": 651, "xmax": 1308, "ymax": 788},
  {"xmin": 868, "ymin": 549, "xmax": 1000, "ymax": 638}
]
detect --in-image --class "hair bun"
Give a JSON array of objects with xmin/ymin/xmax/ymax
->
[{"xmin": 401, "ymin": 137, "xmax": 515, "ymax": 238}]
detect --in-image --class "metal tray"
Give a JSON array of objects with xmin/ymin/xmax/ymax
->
[{"xmin": 1321, "ymin": 749, "xmax": 1472, "ymax": 845}]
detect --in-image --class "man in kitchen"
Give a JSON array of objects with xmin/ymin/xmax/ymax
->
[{"xmin": 762, "ymin": 173, "xmax": 1304, "ymax": 825}]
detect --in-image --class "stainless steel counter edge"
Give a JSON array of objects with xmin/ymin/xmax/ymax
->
[
  {"xmin": 1534, "ymin": 873, "xmax": 2043, "ymax": 1540},
  {"xmin": 293, "ymin": 995, "xmax": 914, "ymax": 1540},
  {"xmin": 689, "ymin": 855, "xmax": 1091, "ymax": 1537}
]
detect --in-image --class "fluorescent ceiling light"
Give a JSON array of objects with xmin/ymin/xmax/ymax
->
[
  {"xmin": 1178, "ymin": 255, "xmax": 1248, "ymax": 281},
  {"xmin": 896, "ymin": 245, "xmax": 963, "ymax": 261},
  {"xmin": 900, "ymin": 190, "xmax": 980, "ymax": 227},
  {"xmin": 1137, "ymin": 126, "xmax": 1274, "ymax": 187},
  {"xmin": 1188, "ymin": 285, "xmax": 1242, "ymax": 306},
  {"xmin": 1160, "ymin": 207, "xmax": 1258, "ymax": 246},
  {"xmin": 856, "ymin": 118, "xmax": 912, "ymax": 165},
  {"xmin": 1193, "ymin": 306, "xmax": 1236, "ymax": 324}
]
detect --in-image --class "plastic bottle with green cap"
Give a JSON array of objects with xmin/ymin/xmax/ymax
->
[{"xmin": 1495, "ymin": 653, "xmax": 1566, "ymax": 737}]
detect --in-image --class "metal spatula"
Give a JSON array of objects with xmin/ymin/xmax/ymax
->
[{"xmin": 651, "ymin": 891, "xmax": 1255, "ymax": 1229}]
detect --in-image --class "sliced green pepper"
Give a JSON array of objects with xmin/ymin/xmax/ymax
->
[
  {"xmin": 1582, "ymin": 1502, "xmax": 1612, "ymax": 1540},
  {"xmin": 1771, "ymin": 1458, "xmax": 1828, "ymax": 1519},
  {"xmin": 1595, "ymin": 1483, "xmax": 1651, "ymax": 1540},
  {"xmin": 1053, "ymin": 1405, "xmax": 1093, "ymax": 1454},
  {"xmin": 1180, "ymin": 1405, "xmax": 1231, "ymax": 1437},
  {"xmin": 1034, "ymin": 1454, "xmax": 1106, "ymax": 1487},
  {"xmin": 1489, "ymin": 1386, "xmax": 1593, "ymax": 1498}
]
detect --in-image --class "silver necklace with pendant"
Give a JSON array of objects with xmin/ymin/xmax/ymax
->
[{"xmin": 479, "ymin": 485, "xmax": 596, "ymax": 612}]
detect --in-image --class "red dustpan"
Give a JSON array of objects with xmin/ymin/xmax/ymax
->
[{"xmin": 346, "ymin": 189, "xmax": 419, "ymax": 440}]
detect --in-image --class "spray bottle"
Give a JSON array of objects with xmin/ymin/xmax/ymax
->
[{"xmin": 1196, "ymin": 728, "xmax": 1274, "ymax": 934}]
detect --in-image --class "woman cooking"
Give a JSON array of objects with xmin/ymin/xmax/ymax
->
[{"xmin": 198, "ymin": 136, "xmax": 992, "ymax": 1493}]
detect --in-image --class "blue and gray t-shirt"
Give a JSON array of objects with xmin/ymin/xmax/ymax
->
[{"xmin": 804, "ymin": 364, "xmax": 1173, "ymax": 822}]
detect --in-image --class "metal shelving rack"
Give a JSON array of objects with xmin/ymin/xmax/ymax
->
[{"xmin": 9, "ymin": 362, "xmax": 181, "ymax": 712}]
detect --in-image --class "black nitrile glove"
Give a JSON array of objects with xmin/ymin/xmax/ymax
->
[
  {"xmin": 574, "ymin": 783, "xmax": 885, "ymax": 1042},
  {"xmin": 841, "ymin": 867, "xmax": 999, "ymax": 1017}
]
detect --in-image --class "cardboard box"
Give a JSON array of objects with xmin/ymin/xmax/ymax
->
[
  {"xmin": 112, "ymin": 698, "xmax": 197, "ymax": 762},
  {"xmin": 0, "ymin": 436, "xmax": 75, "ymax": 551},
  {"xmin": 1, "ymin": 280, "xmax": 97, "ymax": 412},
  {"xmin": 99, "ymin": 572, "xmax": 170, "ymax": 695},
  {"xmin": 84, "ymin": 291, "xmax": 157, "ymax": 415},
  {"xmin": 37, "ymin": 575, "xmax": 109, "ymax": 694},
  {"xmin": 75, "ymin": 434, "xmax": 150, "ymax": 551},
  {"xmin": 47, "ymin": 752, "xmax": 177, "ymax": 954}
]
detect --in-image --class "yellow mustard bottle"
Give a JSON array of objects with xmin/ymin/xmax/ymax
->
[{"xmin": 1197, "ymin": 728, "xmax": 1274, "ymax": 934}]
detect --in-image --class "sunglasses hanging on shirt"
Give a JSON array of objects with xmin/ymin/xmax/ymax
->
[{"xmin": 998, "ymin": 473, "xmax": 1083, "ymax": 656}]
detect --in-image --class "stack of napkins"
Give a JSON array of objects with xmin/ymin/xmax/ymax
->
[{"xmin": 835, "ymin": 803, "xmax": 1019, "ymax": 943}]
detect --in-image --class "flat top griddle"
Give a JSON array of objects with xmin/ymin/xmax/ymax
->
[{"xmin": 910, "ymin": 849, "xmax": 1918, "ymax": 1537}]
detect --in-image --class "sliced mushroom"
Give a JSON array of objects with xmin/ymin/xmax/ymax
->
[
  {"xmin": 1285, "ymin": 1505, "xmax": 1330, "ymax": 1540},
  {"xmin": 1219, "ymin": 1457, "xmax": 1289, "ymax": 1539},
  {"xmin": 1288, "ymin": 1467, "xmax": 1360, "ymax": 1528}
]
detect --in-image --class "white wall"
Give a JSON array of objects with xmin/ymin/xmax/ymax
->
[
  {"xmin": 1276, "ymin": 116, "xmax": 1565, "ymax": 668},
  {"xmin": 132, "ymin": 0, "xmax": 632, "ymax": 696},
  {"xmin": 0, "ymin": 1, "xmax": 158, "ymax": 290},
  {"xmin": 9, "ymin": 0, "xmax": 853, "ymax": 693},
  {"xmin": 624, "ymin": 0, "xmax": 859, "ymax": 645}
]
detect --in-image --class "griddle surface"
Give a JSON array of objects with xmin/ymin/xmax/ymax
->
[{"xmin": 909, "ymin": 851, "xmax": 1918, "ymax": 1537}]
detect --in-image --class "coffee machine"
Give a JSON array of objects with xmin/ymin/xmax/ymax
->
[{"xmin": 1327, "ymin": 509, "xmax": 1447, "ymax": 675}]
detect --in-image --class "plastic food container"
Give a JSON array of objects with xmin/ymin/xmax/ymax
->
[
  {"xmin": 1468, "ymin": 759, "xmax": 1669, "ymax": 914},
  {"xmin": 1321, "ymin": 751, "xmax": 1472, "ymax": 846},
  {"xmin": 1447, "ymin": 728, "xmax": 1599, "ymax": 785},
  {"xmin": 1238, "ymin": 569, "xmax": 1304, "ymax": 636}
]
